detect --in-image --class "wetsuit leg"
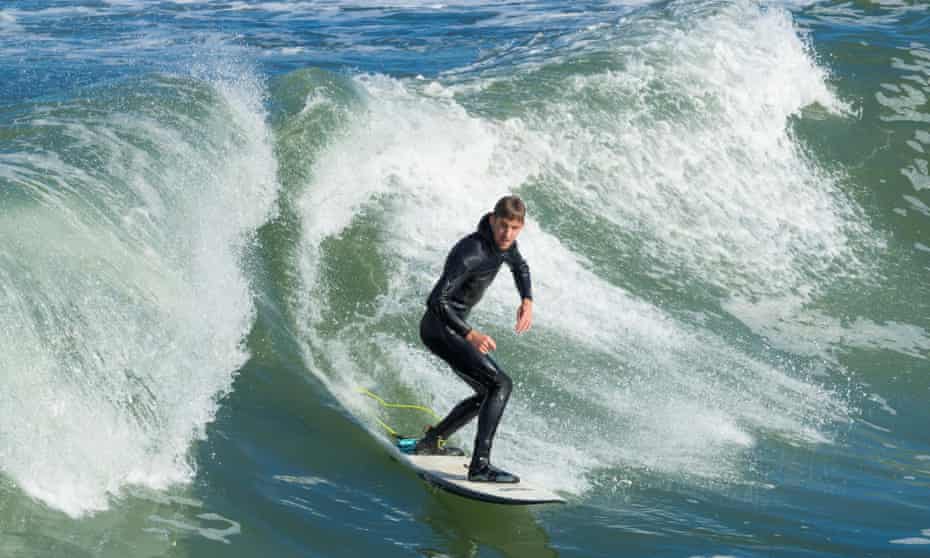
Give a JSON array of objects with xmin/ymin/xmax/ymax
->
[
  {"xmin": 429, "ymin": 393, "xmax": 483, "ymax": 438},
  {"xmin": 471, "ymin": 353, "xmax": 512, "ymax": 462},
  {"xmin": 419, "ymin": 311, "xmax": 513, "ymax": 462}
]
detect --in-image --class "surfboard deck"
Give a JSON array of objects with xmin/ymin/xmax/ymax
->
[{"xmin": 401, "ymin": 454, "xmax": 565, "ymax": 505}]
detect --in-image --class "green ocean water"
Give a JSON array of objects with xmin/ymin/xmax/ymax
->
[{"xmin": 1, "ymin": 1, "xmax": 929, "ymax": 557}]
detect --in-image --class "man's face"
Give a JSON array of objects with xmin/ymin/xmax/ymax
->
[{"xmin": 490, "ymin": 215, "xmax": 524, "ymax": 251}]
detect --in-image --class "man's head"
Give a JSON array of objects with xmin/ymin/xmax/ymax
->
[{"xmin": 489, "ymin": 195, "xmax": 526, "ymax": 251}]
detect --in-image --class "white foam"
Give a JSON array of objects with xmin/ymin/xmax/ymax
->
[
  {"xmin": 0, "ymin": 10, "xmax": 24, "ymax": 33},
  {"xmin": 148, "ymin": 513, "xmax": 241, "ymax": 544},
  {"xmin": 869, "ymin": 394, "xmax": 898, "ymax": 416},
  {"xmin": 725, "ymin": 296, "xmax": 930, "ymax": 363},
  {"xmin": 524, "ymin": 1, "xmax": 870, "ymax": 298},
  {"xmin": 806, "ymin": 2, "xmax": 921, "ymax": 28},
  {"xmin": 858, "ymin": 419, "xmax": 892, "ymax": 434},
  {"xmin": 904, "ymin": 195, "xmax": 930, "ymax": 217},
  {"xmin": 435, "ymin": 1, "xmax": 871, "ymax": 300},
  {"xmin": 877, "ymin": 43, "xmax": 930, "ymax": 128},
  {"xmin": 0, "ymin": 68, "xmax": 278, "ymax": 517},
  {"xmin": 890, "ymin": 537, "xmax": 930, "ymax": 545},
  {"xmin": 902, "ymin": 158, "xmax": 930, "ymax": 192},
  {"xmin": 294, "ymin": 58, "xmax": 850, "ymax": 494},
  {"xmin": 273, "ymin": 475, "xmax": 333, "ymax": 487}
]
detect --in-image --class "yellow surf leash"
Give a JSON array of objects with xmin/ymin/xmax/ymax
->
[{"xmin": 358, "ymin": 388, "xmax": 441, "ymax": 439}]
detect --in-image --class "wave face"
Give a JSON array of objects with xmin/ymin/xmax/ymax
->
[
  {"xmin": 1, "ymin": 1, "xmax": 929, "ymax": 557},
  {"xmin": 289, "ymin": 0, "xmax": 873, "ymax": 496},
  {"xmin": 0, "ymin": 68, "xmax": 278, "ymax": 517}
]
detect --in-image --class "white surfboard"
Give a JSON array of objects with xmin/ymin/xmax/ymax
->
[{"xmin": 402, "ymin": 454, "xmax": 565, "ymax": 505}]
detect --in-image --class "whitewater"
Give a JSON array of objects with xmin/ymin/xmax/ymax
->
[{"xmin": 0, "ymin": 1, "xmax": 928, "ymax": 557}]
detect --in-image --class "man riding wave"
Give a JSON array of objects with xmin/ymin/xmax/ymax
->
[{"xmin": 414, "ymin": 195, "xmax": 533, "ymax": 484}]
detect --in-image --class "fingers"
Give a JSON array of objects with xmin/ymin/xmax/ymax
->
[
  {"xmin": 515, "ymin": 311, "xmax": 531, "ymax": 332},
  {"xmin": 469, "ymin": 331, "xmax": 497, "ymax": 353},
  {"xmin": 515, "ymin": 306, "xmax": 533, "ymax": 333}
]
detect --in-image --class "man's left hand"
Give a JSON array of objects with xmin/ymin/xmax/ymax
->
[{"xmin": 515, "ymin": 299, "xmax": 533, "ymax": 334}]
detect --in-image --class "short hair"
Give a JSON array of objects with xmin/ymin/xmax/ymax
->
[{"xmin": 493, "ymin": 195, "xmax": 526, "ymax": 222}]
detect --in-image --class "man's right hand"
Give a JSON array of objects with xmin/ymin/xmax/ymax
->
[{"xmin": 465, "ymin": 330, "xmax": 497, "ymax": 354}]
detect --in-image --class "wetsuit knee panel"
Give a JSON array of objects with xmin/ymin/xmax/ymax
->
[{"xmin": 495, "ymin": 371, "xmax": 513, "ymax": 394}]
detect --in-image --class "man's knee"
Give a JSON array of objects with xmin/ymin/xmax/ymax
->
[{"xmin": 495, "ymin": 370, "xmax": 513, "ymax": 396}]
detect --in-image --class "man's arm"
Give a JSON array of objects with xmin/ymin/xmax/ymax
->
[
  {"xmin": 509, "ymin": 246, "xmax": 532, "ymax": 302},
  {"xmin": 427, "ymin": 242, "xmax": 474, "ymax": 337},
  {"xmin": 508, "ymin": 245, "xmax": 533, "ymax": 333}
]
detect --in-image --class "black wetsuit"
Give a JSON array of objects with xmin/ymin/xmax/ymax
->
[{"xmin": 419, "ymin": 213, "xmax": 532, "ymax": 466}]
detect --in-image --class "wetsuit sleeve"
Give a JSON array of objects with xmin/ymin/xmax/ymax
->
[
  {"xmin": 427, "ymin": 244, "xmax": 474, "ymax": 337},
  {"xmin": 508, "ymin": 245, "xmax": 532, "ymax": 301}
]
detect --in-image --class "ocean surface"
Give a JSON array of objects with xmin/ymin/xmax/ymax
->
[{"xmin": 1, "ymin": 1, "xmax": 928, "ymax": 556}]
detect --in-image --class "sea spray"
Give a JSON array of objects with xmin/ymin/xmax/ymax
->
[
  {"xmin": 0, "ymin": 70, "xmax": 278, "ymax": 517},
  {"xmin": 290, "ymin": 2, "xmax": 861, "ymax": 493}
]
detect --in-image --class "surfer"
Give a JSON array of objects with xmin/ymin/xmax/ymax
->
[{"xmin": 414, "ymin": 195, "xmax": 533, "ymax": 484}]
